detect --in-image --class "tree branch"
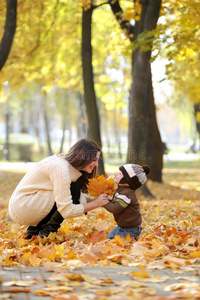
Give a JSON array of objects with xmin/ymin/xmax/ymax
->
[
  {"xmin": 0, "ymin": 0, "xmax": 17, "ymax": 71},
  {"xmin": 108, "ymin": 0, "xmax": 135, "ymax": 42},
  {"xmin": 93, "ymin": 1, "xmax": 109, "ymax": 10}
]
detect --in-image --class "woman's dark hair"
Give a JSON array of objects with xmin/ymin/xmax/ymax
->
[{"xmin": 65, "ymin": 139, "xmax": 101, "ymax": 191}]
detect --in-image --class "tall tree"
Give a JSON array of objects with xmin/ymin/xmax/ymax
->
[
  {"xmin": 81, "ymin": 3, "xmax": 105, "ymax": 174},
  {"xmin": 109, "ymin": 0, "xmax": 163, "ymax": 182},
  {"xmin": 0, "ymin": 0, "xmax": 17, "ymax": 71},
  {"xmin": 161, "ymin": 0, "xmax": 200, "ymax": 144}
]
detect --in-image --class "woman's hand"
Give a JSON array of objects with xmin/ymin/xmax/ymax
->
[
  {"xmin": 83, "ymin": 193, "xmax": 109, "ymax": 213},
  {"xmin": 94, "ymin": 193, "xmax": 109, "ymax": 207}
]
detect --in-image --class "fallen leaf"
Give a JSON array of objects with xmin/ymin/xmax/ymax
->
[
  {"xmin": 0, "ymin": 295, "xmax": 12, "ymax": 299},
  {"xmin": 0, "ymin": 294, "xmax": 13, "ymax": 299},
  {"xmin": 35, "ymin": 290, "xmax": 51, "ymax": 296},
  {"xmin": 80, "ymin": 273, "xmax": 95, "ymax": 283},
  {"xmin": 189, "ymin": 251, "xmax": 200, "ymax": 258},
  {"xmin": 131, "ymin": 266, "xmax": 150, "ymax": 278},
  {"xmin": 107, "ymin": 253, "xmax": 123, "ymax": 262},
  {"xmin": 52, "ymin": 295, "xmax": 79, "ymax": 300},
  {"xmin": 164, "ymin": 282, "xmax": 193, "ymax": 291},
  {"xmin": 3, "ymin": 288, "xmax": 31, "ymax": 293},
  {"xmin": 44, "ymin": 286, "xmax": 74, "ymax": 292},
  {"xmin": 114, "ymin": 235, "xmax": 125, "ymax": 247},
  {"xmin": 3, "ymin": 280, "xmax": 35, "ymax": 287}
]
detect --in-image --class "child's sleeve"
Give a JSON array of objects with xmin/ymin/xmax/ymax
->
[{"xmin": 104, "ymin": 192, "xmax": 131, "ymax": 214}]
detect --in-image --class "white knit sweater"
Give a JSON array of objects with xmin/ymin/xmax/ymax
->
[{"xmin": 9, "ymin": 154, "xmax": 86, "ymax": 226}]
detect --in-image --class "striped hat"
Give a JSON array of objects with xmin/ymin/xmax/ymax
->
[{"xmin": 119, "ymin": 164, "xmax": 150, "ymax": 190}]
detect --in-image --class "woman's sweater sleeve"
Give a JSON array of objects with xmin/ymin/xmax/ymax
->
[{"xmin": 48, "ymin": 161, "xmax": 84, "ymax": 219}]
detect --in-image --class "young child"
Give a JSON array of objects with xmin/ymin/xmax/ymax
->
[{"xmin": 104, "ymin": 164, "xmax": 150, "ymax": 239}]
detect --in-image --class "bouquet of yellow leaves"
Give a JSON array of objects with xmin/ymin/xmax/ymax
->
[{"xmin": 87, "ymin": 175, "xmax": 115, "ymax": 197}]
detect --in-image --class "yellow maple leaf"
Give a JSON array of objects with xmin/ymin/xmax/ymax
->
[
  {"xmin": 3, "ymin": 256, "xmax": 18, "ymax": 267},
  {"xmin": 29, "ymin": 257, "xmax": 41, "ymax": 266},
  {"xmin": 20, "ymin": 252, "xmax": 32, "ymax": 264},
  {"xmin": 189, "ymin": 251, "xmax": 200, "ymax": 258},
  {"xmin": 61, "ymin": 223, "xmax": 70, "ymax": 235},
  {"xmin": 67, "ymin": 274, "xmax": 84, "ymax": 281},
  {"xmin": 114, "ymin": 235, "xmax": 125, "ymax": 247},
  {"xmin": 87, "ymin": 175, "xmax": 115, "ymax": 197},
  {"xmin": 35, "ymin": 290, "xmax": 50, "ymax": 296},
  {"xmin": 131, "ymin": 266, "xmax": 150, "ymax": 278},
  {"xmin": 67, "ymin": 251, "xmax": 75, "ymax": 260}
]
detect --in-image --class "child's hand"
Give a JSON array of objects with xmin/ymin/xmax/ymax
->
[{"xmin": 95, "ymin": 193, "xmax": 109, "ymax": 207}]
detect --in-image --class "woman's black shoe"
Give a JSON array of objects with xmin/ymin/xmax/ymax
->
[
  {"xmin": 38, "ymin": 210, "xmax": 64, "ymax": 238},
  {"xmin": 25, "ymin": 225, "xmax": 40, "ymax": 239}
]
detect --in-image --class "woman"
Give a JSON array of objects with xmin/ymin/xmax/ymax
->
[{"xmin": 9, "ymin": 139, "xmax": 108, "ymax": 238}]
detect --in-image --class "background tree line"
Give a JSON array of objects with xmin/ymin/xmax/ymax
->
[{"xmin": 0, "ymin": 0, "xmax": 200, "ymax": 186}]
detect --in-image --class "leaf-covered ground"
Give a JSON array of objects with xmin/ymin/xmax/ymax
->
[{"xmin": 0, "ymin": 163, "xmax": 200, "ymax": 272}]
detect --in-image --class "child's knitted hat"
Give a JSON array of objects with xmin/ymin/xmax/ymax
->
[{"xmin": 119, "ymin": 164, "xmax": 150, "ymax": 190}]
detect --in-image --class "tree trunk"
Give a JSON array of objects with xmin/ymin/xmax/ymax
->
[
  {"xmin": 194, "ymin": 103, "xmax": 200, "ymax": 152},
  {"xmin": 101, "ymin": 104, "xmax": 113, "ymax": 159},
  {"xmin": 5, "ymin": 102, "xmax": 10, "ymax": 161},
  {"xmin": 30, "ymin": 94, "xmax": 44, "ymax": 155},
  {"xmin": 42, "ymin": 94, "xmax": 53, "ymax": 156},
  {"xmin": 128, "ymin": 49, "xmax": 163, "ymax": 181},
  {"xmin": 194, "ymin": 103, "xmax": 200, "ymax": 135},
  {"xmin": 110, "ymin": 0, "xmax": 163, "ymax": 182},
  {"xmin": 19, "ymin": 101, "xmax": 28, "ymax": 133},
  {"xmin": 81, "ymin": 6, "xmax": 105, "ymax": 175},
  {"xmin": 77, "ymin": 92, "xmax": 87, "ymax": 139},
  {"xmin": 113, "ymin": 107, "xmax": 122, "ymax": 159},
  {"xmin": 59, "ymin": 115, "xmax": 66, "ymax": 153},
  {"xmin": 0, "ymin": 0, "xmax": 17, "ymax": 70}
]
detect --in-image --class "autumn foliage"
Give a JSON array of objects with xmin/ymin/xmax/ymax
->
[
  {"xmin": 0, "ymin": 165, "xmax": 199, "ymax": 272},
  {"xmin": 87, "ymin": 175, "xmax": 115, "ymax": 197}
]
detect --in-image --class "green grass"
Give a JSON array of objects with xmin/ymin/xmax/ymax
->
[{"xmin": 164, "ymin": 160, "xmax": 200, "ymax": 169}]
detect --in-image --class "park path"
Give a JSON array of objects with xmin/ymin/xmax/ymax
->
[{"xmin": 1, "ymin": 265, "xmax": 200, "ymax": 299}]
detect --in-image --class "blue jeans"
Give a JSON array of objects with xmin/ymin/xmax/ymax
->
[{"xmin": 106, "ymin": 225, "xmax": 142, "ymax": 239}]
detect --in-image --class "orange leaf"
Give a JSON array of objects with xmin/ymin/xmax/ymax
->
[
  {"xmin": 35, "ymin": 290, "xmax": 50, "ymax": 296},
  {"xmin": 114, "ymin": 235, "xmax": 125, "ymax": 247},
  {"xmin": 97, "ymin": 210, "xmax": 106, "ymax": 220},
  {"xmin": 67, "ymin": 251, "xmax": 75, "ymax": 259},
  {"xmin": 131, "ymin": 266, "xmax": 150, "ymax": 278},
  {"xmin": 53, "ymin": 296, "xmax": 79, "ymax": 300},
  {"xmin": 189, "ymin": 251, "xmax": 200, "ymax": 258},
  {"xmin": 29, "ymin": 257, "xmax": 41, "ymax": 266},
  {"xmin": 87, "ymin": 231, "xmax": 105, "ymax": 243},
  {"xmin": 87, "ymin": 175, "xmax": 115, "ymax": 197},
  {"xmin": 3, "ymin": 288, "xmax": 31, "ymax": 293},
  {"xmin": 80, "ymin": 252, "xmax": 98, "ymax": 264},
  {"xmin": 66, "ymin": 274, "xmax": 84, "ymax": 281}
]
